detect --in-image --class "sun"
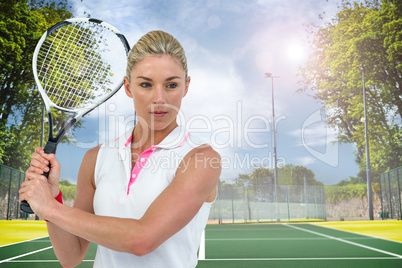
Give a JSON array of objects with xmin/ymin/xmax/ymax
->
[{"xmin": 286, "ymin": 43, "xmax": 306, "ymax": 62}]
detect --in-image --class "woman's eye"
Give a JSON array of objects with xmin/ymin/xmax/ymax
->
[
  {"xmin": 167, "ymin": 83, "xmax": 177, "ymax": 89},
  {"xmin": 140, "ymin": 82, "xmax": 151, "ymax": 88}
]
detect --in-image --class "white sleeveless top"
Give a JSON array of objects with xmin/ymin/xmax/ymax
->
[{"xmin": 93, "ymin": 126, "xmax": 212, "ymax": 267}]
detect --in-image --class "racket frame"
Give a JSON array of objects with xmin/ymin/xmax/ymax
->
[
  {"xmin": 21, "ymin": 18, "xmax": 130, "ymax": 214},
  {"xmin": 32, "ymin": 18, "xmax": 130, "ymax": 147}
]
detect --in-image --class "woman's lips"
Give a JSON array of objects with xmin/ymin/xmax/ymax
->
[{"xmin": 151, "ymin": 111, "xmax": 167, "ymax": 117}]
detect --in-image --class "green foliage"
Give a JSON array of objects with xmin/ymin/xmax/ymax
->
[
  {"xmin": 298, "ymin": 0, "xmax": 402, "ymax": 183},
  {"xmin": 336, "ymin": 176, "xmax": 363, "ymax": 186},
  {"xmin": 59, "ymin": 180, "xmax": 76, "ymax": 200},
  {"xmin": 0, "ymin": 1, "xmax": 73, "ymax": 171},
  {"xmin": 237, "ymin": 165, "xmax": 323, "ymax": 187},
  {"xmin": 289, "ymin": 165, "xmax": 324, "ymax": 186},
  {"xmin": 59, "ymin": 179, "xmax": 73, "ymax": 186},
  {"xmin": 325, "ymin": 183, "xmax": 367, "ymax": 203}
]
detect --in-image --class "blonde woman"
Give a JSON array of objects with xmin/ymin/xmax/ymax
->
[{"xmin": 19, "ymin": 30, "xmax": 221, "ymax": 267}]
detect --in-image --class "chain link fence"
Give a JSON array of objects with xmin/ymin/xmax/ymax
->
[
  {"xmin": 380, "ymin": 166, "xmax": 402, "ymax": 219},
  {"xmin": 0, "ymin": 164, "xmax": 28, "ymax": 220},
  {"xmin": 209, "ymin": 181, "xmax": 327, "ymax": 223},
  {"xmin": 2, "ymin": 164, "xmax": 328, "ymax": 223}
]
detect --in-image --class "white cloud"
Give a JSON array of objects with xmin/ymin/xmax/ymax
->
[
  {"xmin": 62, "ymin": 0, "xmax": 354, "ymax": 184},
  {"xmin": 295, "ymin": 156, "xmax": 316, "ymax": 166},
  {"xmin": 288, "ymin": 114, "xmax": 339, "ymax": 148}
]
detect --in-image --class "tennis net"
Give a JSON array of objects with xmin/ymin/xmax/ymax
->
[{"xmin": 209, "ymin": 181, "xmax": 327, "ymax": 223}]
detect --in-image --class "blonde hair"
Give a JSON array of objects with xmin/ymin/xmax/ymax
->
[{"xmin": 126, "ymin": 30, "xmax": 188, "ymax": 82}]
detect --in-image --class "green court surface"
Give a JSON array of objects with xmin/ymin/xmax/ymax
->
[{"xmin": 1, "ymin": 223, "xmax": 401, "ymax": 267}]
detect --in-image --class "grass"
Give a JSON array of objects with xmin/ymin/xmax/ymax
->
[
  {"xmin": 0, "ymin": 220, "xmax": 48, "ymax": 246},
  {"xmin": 313, "ymin": 220, "xmax": 402, "ymax": 242}
]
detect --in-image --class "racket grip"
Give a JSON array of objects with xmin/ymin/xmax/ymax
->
[
  {"xmin": 20, "ymin": 200, "xmax": 35, "ymax": 214},
  {"xmin": 20, "ymin": 141, "xmax": 58, "ymax": 214},
  {"xmin": 44, "ymin": 140, "xmax": 58, "ymax": 154},
  {"xmin": 43, "ymin": 140, "xmax": 57, "ymax": 178}
]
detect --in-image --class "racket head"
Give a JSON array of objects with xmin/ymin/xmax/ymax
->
[
  {"xmin": 21, "ymin": 18, "xmax": 130, "ymax": 214},
  {"xmin": 32, "ymin": 18, "xmax": 130, "ymax": 116}
]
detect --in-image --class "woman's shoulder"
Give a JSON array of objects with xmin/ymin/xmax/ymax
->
[
  {"xmin": 82, "ymin": 145, "xmax": 102, "ymax": 166},
  {"xmin": 189, "ymin": 143, "xmax": 220, "ymax": 162}
]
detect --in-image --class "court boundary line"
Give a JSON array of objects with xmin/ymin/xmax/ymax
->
[
  {"xmin": 6, "ymin": 257, "xmax": 401, "ymax": 263},
  {"xmin": 285, "ymin": 223, "xmax": 402, "ymax": 258},
  {"xmin": 206, "ymin": 237, "xmax": 377, "ymax": 241},
  {"xmin": 312, "ymin": 223, "xmax": 402, "ymax": 244},
  {"xmin": 0, "ymin": 236, "xmax": 49, "ymax": 248},
  {"xmin": 6, "ymin": 260, "xmax": 94, "ymax": 263},
  {"xmin": 199, "ymin": 257, "xmax": 402, "ymax": 261},
  {"xmin": 0, "ymin": 246, "xmax": 53, "ymax": 264}
]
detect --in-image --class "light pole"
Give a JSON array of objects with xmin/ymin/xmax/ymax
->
[
  {"xmin": 359, "ymin": 65, "xmax": 373, "ymax": 220},
  {"xmin": 265, "ymin": 72, "xmax": 280, "ymax": 221}
]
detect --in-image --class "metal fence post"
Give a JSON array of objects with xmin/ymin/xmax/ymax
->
[
  {"xmin": 388, "ymin": 172, "xmax": 393, "ymax": 218},
  {"xmin": 397, "ymin": 168, "xmax": 402, "ymax": 219},
  {"xmin": 7, "ymin": 169, "xmax": 12, "ymax": 220},
  {"xmin": 380, "ymin": 174, "xmax": 384, "ymax": 220}
]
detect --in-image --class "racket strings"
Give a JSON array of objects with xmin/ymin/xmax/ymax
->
[
  {"xmin": 44, "ymin": 29, "xmax": 83, "ymax": 107},
  {"xmin": 59, "ymin": 27, "xmax": 109, "ymax": 103},
  {"xmin": 37, "ymin": 22, "xmax": 121, "ymax": 109},
  {"xmin": 48, "ymin": 26, "xmax": 108, "ymax": 107},
  {"xmin": 49, "ymin": 28, "xmax": 102, "ymax": 107},
  {"xmin": 41, "ymin": 27, "xmax": 83, "ymax": 106}
]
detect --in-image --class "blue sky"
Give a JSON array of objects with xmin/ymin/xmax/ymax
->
[{"xmin": 57, "ymin": 0, "xmax": 359, "ymax": 185}]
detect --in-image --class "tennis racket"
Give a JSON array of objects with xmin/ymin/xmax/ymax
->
[{"xmin": 20, "ymin": 18, "xmax": 130, "ymax": 214}]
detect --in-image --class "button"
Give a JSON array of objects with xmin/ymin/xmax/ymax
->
[
  {"xmin": 140, "ymin": 158, "xmax": 145, "ymax": 162},
  {"xmin": 132, "ymin": 174, "xmax": 136, "ymax": 179}
]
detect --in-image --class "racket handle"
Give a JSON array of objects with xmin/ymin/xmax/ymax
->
[
  {"xmin": 20, "ymin": 141, "xmax": 58, "ymax": 214},
  {"xmin": 44, "ymin": 140, "xmax": 58, "ymax": 154},
  {"xmin": 20, "ymin": 200, "xmax": 35, "ymax": 214},
  {"xmin": 43, "ymin": 140, "xmax": 57, "ymax": 178}
]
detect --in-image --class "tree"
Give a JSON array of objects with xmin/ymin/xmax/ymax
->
[
  {"xmin": 251, "ymin": 167, "xmax": 273, "ymax": 185},
  {"xmin": 0, "ymin": 0, "xmax": 73, "ymax": 170},
  {"xmin": 290, "ymin": 165, "xmax": 323, "ymax": 186},
  {"xmin": 297, "ymin": 0, "xmax": 402, "ymax": 183},
  {"xmin": 237, "ymin": 165, "xmax": 322, "ymax": 186},
  {"xmin": 336, "ymin": 176, "xmax": 362, "ymax": 186}
]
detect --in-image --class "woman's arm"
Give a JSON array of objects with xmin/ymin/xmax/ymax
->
[
  {"xmin": 47, "ymin": 146, "xmax": 100, "ymax": 267},
  {"xmin": 37, "ymin": 145, "xmax": 221, "ymax": 256},
  {"xmin": 19, "ymin": 146, "xmax": 100, "ymax": 267}
]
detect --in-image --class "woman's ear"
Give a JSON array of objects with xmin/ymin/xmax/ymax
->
[
  {"xmin": 183, "ymin": 76, "xmax": 190, "ymax": 98},
  {"xmin": 124, "ymin": 76, "xmax": 133, "ymax": 98}
]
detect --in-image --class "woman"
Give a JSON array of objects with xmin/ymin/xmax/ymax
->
[{"xmin": 19, "ymin": 30, "xmax": 221, "ymax": 267}]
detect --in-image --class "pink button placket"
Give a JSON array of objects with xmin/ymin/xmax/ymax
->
[
  {"xmin": 125, "ymin": 132, "xmax": 190, "ymax": 195},
  {"xmin": 127, "ymin": 146, "xmax": 157, "ymax": 195}
]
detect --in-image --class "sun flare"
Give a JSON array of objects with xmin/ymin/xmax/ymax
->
[{"xmin": 286, "ymin": 43, "xmax": 305, "ymax": 62}]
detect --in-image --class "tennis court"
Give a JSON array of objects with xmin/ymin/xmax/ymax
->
[{"xmin": 1, "ymin": 222, "xmax": 401, "ymax": 267}]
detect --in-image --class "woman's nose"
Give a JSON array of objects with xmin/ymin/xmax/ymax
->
[{"xmin": 152, "ymin": 86, "xmax": 166, "ymax": 104}]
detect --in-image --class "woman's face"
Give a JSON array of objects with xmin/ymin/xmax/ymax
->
[{"xmin": 124, "ymin": 55, "xmax": 190, "ymax": 132}]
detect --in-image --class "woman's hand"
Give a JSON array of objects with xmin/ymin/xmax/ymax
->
[{"xmin": 19, "ymin": 147, "xmax": 62, "ymax": 216}]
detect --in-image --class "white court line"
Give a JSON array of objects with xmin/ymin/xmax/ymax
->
[
  {"xmin": 200, "ymin": 257, "xmax": 401, "ymax": 261},
  {"xmin": 313, "ymin": 223, "xmax": 402, "ymax": 244},
  {"xmin": 6, "ymin": 257, "xmax": 401, "ymax": 263},
  {"xmin": 0, "ymin": 236, "xmax": 49, "ymax": 248},
  {"xmin": 285, "ymin": 224, "xmax": 402, "ymax": 258},
  {"xmin": 0, "ymin": 246, "xmax": 53, "ymax": 264},
  {"xmin": 198, "ymin": 230, "xmax": 206, "ymax": 260},
  {"xmin": 208, "ymin": 228, "xmax": 286, "ymax": 232},
  {"xmin": 207, "ymin": 237, "xmax": 375, "ymax": 241},
  {"xmin": 7, "ymin": 260, "xmax": 95, "ymax": 263}
]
